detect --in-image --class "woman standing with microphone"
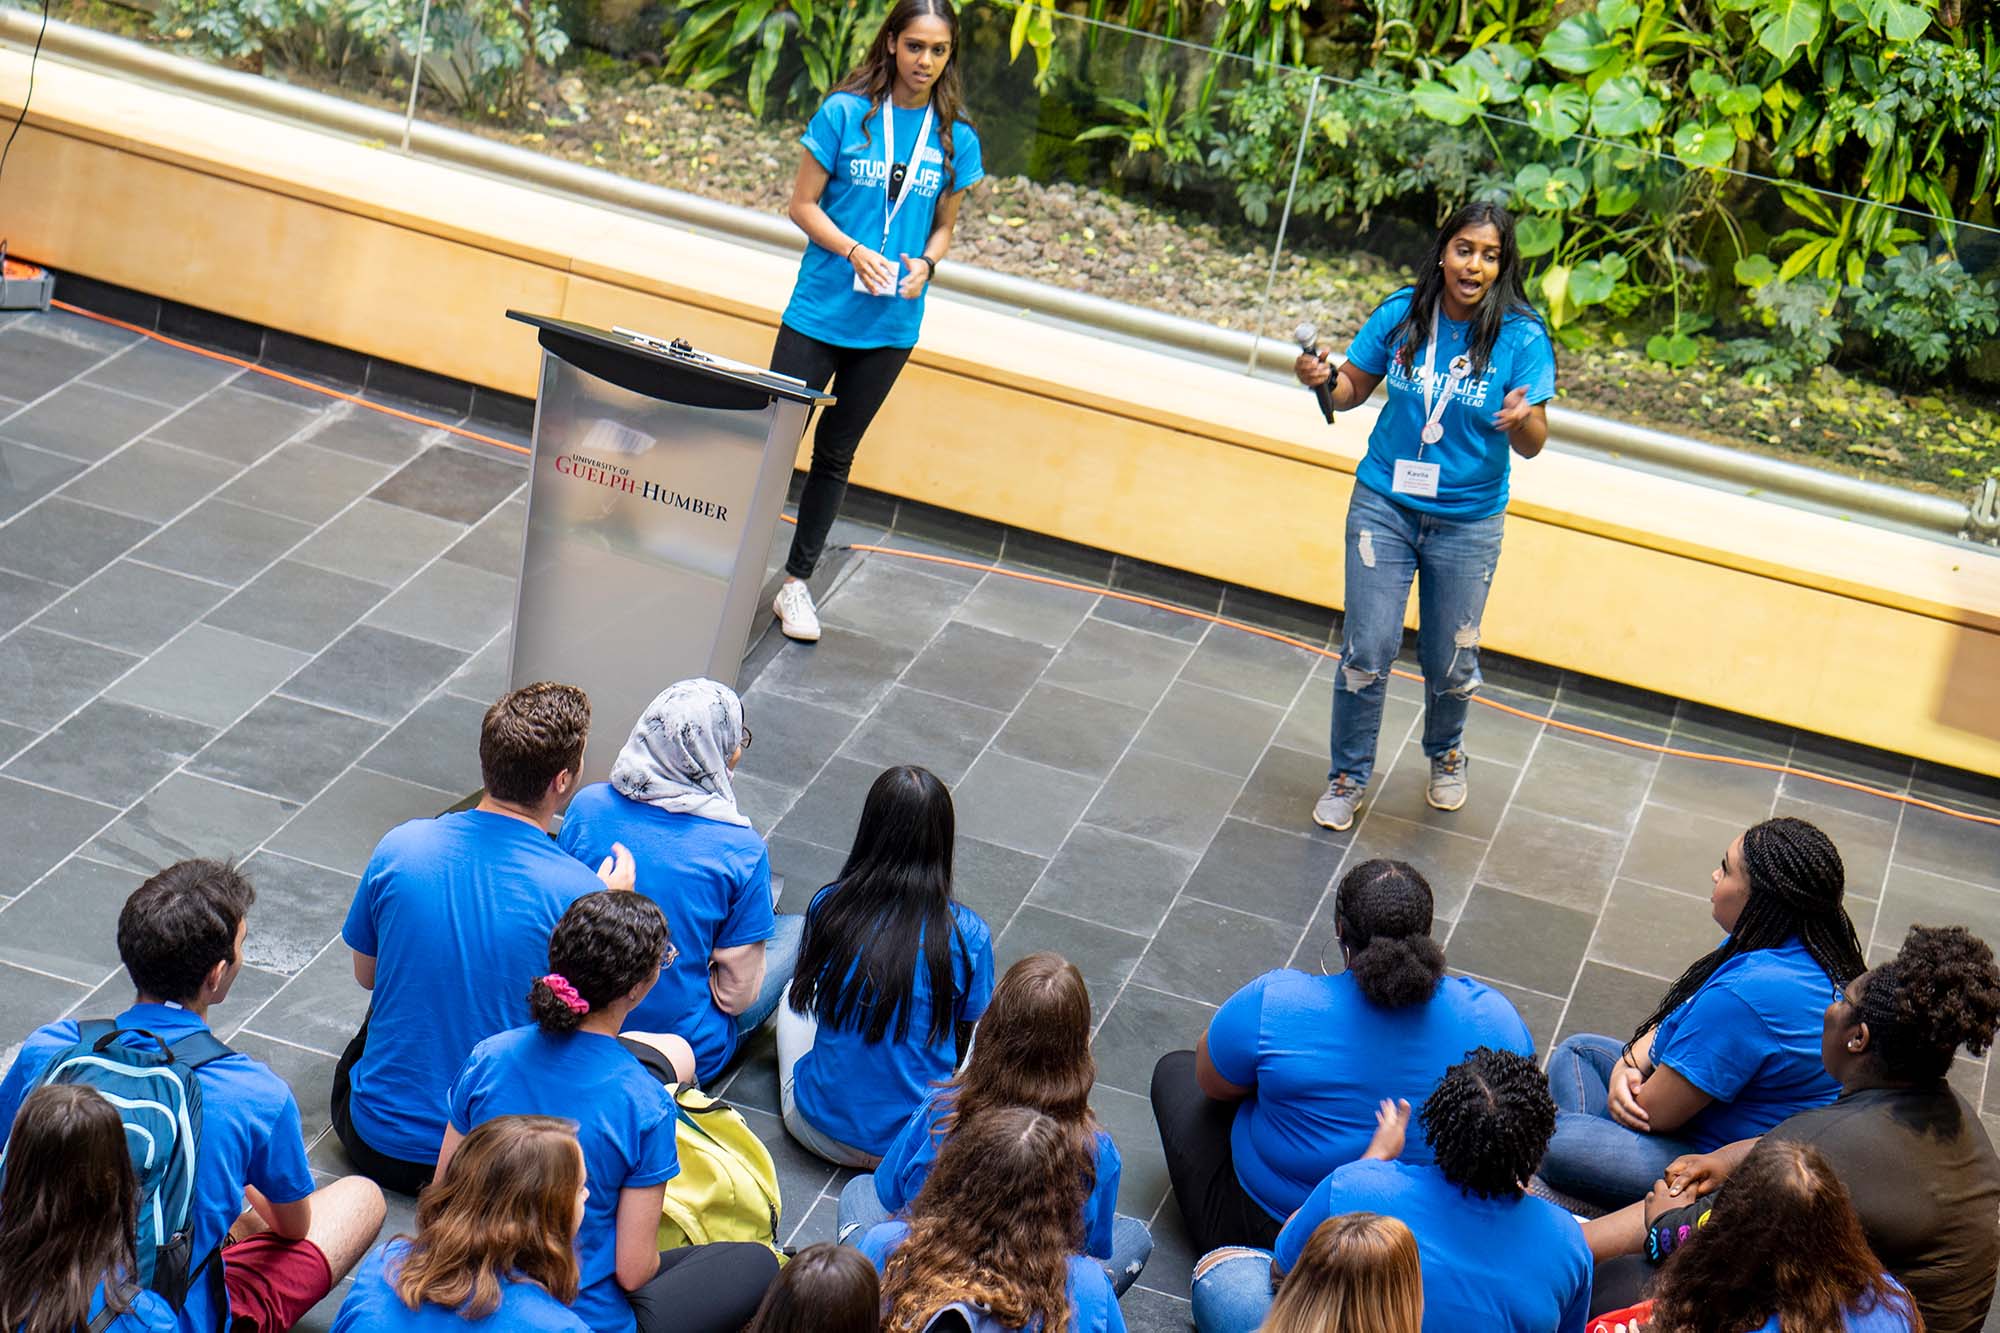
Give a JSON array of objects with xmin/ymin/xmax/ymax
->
[
  {"xmin": 768, "ymin": 0, "xmax": 982, "ymax": 642},
  {"xmin": 1295, "ymin": 202, "xmax": 1555, "ymax": 831}
]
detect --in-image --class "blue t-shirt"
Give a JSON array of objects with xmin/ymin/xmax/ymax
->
[
  {"xmin": 15, "ymin": 1282, "xmax": 179, "ymax": 1333},
  {"xmin": 448, "ymin": 1026, "xmax": 680, "ymax": 1333},
  {"xmin": 1344, "ymin": 288, "xmax": 1556, "ymax": 520},
  {"xmin": 1651, "ymin": 936, "xmax": 1844, "ymax": 1150},
  {"xmin": 332, "ymin": 1240, "xmax": 593, "ymax": 1332},
  {"xmin": 1751, "ymin": 1286, "xmax": 1917, "ymax": 1333},
  {"xmin": 874, "ymin": 1088, "xmax": 1121, "ymax": 1260},
  {"xmin": 791, "ymin": 890, "xmax": 995, "ymax": 1155},
  {"xmin": 782, "ymin": 92, "xmax": 984, "ymax": 351},
  {"xmin": 0, "ymin": 1004, "xmax": 318, "ymax": 1333},
  {"xmin": 557, "ymin": 784, "xmax": 775, "ymax": 1081},
  {"xmin": 1207, "ymin": 968, "xmax": 1533, "ymax": 1219},
  {"xmin": 343, "ymin": 810, "xmax": 607, "ymax": 1163},
  {"xmin": 1276, "ymin": 1160, "xmax": 1590, "ymax": 1333},
  {"xmin": 855, "ymin": 1222, "xmax": 1126, "ymax": 1333}
]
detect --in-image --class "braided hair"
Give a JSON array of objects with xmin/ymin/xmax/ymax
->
[
  {"xmin": 1859, "ymin": 925, "xmax": 2000, "ymax": 1084},
  {"xmin": 1335, "ymin": 860, "xmax": 1446, "ymax": 1009},
  {"xmin": 528, "ymin": 891, "xmax": 668, "ymax": 1035},
  {"xmin": 1416, "ymin": 1047, "xmax": 1555, "ymax": 1200},
  {"xmin": 1631, "ymin": 817, "xmax": 1865, "ymax": 1046}
]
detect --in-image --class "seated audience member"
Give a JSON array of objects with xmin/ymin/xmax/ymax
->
[
  {"xmin": 558, "ymin": 679, "xmax": 797, "ymax": 1085},
  {"xmin": 338, "ymin": 683, "xmax": 627, "ymax": 1193},
  {"xmin": 333, "ymin": 1116, "xmax": 591, "ymax": 1332},
  {"xmin": 840, "ymin": 952, "xmax": 1154, "ymax": 1292},
  {"xmin": 1585, "ymin": 923, "xmax": 2000, "ymax": 1332},
  {"xmin": 1153, "ymin": 859, "xmax": 1533, "ymax": 1254},
  {"xmin": 1191, "ymin": 1048, "xmax": 1590, "ymax": 1333},
  {"xmin": 1539, "ymin": 816, "xmax": 1864, "ymax": 1209},
  {"xmin": 1620, "ymin": 1138, "xmax": 1920, "ymax": 1333},
  {"xmin": 780, "ymin": 765, "xmax": 995, "ymax": 1167},
  {"xmin": 443, "ymin": 892, "xmax": 776, "ymax": 1333},
  {"xmin": 856, "ymin": 1106, "xmax": 1128, "ymax": 1333},
  {"xmin": 1259, "ymin": 1214, "xmax": 1423, "ymax": 1333},
  {"xmin": 0, "ymin": 860, "xmax": 385, "ymax": 1333},
  {"xmin": 743, "ymin": 1243, "xmax": 880, "ymax": 1333},
  {"xmin": 0, "ymin": 1085, "xmax": 176, "ymax": 1333}
]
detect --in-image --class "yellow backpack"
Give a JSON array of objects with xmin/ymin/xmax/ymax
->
[{"xmin": 656, "ymin": 1083, "xmax": 784, "ymax": 1260}]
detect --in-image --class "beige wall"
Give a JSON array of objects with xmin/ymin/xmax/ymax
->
[{"xmin": 5, "ymin": 49, "xmax": 1997, "ymax": 775}]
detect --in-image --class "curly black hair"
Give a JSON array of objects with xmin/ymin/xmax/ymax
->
[
  {"xmin": 529, "ymin": 891, "xmax": 669, "ymax": 1034},
  {"xmin": 1335, "ymin": 859, "xmax": 1446, "ymax": 1009},
  {"xmin": 1859, "ymin": 924, "xmax": 2000, "ymax": 1084},
  {"xmin": 1417, "ymin": 1047, "xmax": 1554, "ymax": 1200},
  {"xmin": 1633, "ymin": 817, "xmax": 1865, "ymax": 1045}
]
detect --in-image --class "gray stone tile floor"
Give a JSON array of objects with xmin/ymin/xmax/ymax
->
[{"xmin": 3, "ymin": 305, "xmax": 2000, "ymax": 1329}]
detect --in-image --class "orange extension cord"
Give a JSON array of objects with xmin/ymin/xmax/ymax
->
[{"xmin": 48, "ymin": 298, "xmax": 2000, "ymax": 829}]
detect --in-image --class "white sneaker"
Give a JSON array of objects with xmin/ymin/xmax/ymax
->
[{"xmin": 772, "ymin": 580, "xmax": 821, "ymax": 642}]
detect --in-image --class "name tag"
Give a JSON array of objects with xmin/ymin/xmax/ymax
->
[
  {"xmin": 1392, "ymin": 458, "xmax": 1441, "ymax": 498},
  {"xmin": 853, "ymin": 262, "xmax": 899, "ymax": 297}
]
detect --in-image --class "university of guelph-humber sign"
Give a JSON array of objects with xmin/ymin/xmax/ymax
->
[{"xmin": 554, "ymin": 451, "xmax": 730, "ymax": 523}]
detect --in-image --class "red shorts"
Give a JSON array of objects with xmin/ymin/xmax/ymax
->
[{"xmin": 222, "ymin": 1233, "xmax": 334, "ymax": 1333}]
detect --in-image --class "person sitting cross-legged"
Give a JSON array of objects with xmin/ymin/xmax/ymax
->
[
  {"xmin": 1191, "ymin": 1047, "xmax": 1590, "ymax": 1333},
  {"xmin": 557, "ymin": 679, "xmax": 799, "ymax": 1087},
  {"xmin": 838, "ymin": 951, "xmax": 1153, "ymax": 1292},
  {"xmin": 336, "ymin": 682, "xmax": 632, "ymax": 1194},
  {"xmin": 0, "ymin": 859, "xmax": 385, "ymax": 1333}
]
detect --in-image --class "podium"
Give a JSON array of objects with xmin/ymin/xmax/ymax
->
[{"xmin": 503, "ymin": 314, "xmax": 835, "ymax": 786}]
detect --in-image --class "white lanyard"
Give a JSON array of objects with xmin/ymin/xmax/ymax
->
[
  {"xmin": 878, "ymin": 101, "xmax": 935, "ymax": 245},
  {"xmin": 1417, "ymin": 307, "xmax": 1473, "ymax": 453}
]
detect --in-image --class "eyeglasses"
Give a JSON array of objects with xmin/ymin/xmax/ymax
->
[
  {"xmin": 662, "ymin": 940, "xmax": 681, "ymax": 969},
  {"xmin": 740, "ymin": 723, "xmax": 753, "ymax": 750}
]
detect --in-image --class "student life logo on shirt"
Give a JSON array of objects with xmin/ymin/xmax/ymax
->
[
  {"xmin": 1384, "ymin": 351, "xmax": 1493, "ymax": 409},
  {"xmin": 847, "ymin": 146, "xmax": 947, "ymax": 200}
]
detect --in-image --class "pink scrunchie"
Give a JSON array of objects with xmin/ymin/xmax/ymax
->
[{"xmin": 541, "ymin": 973, "xmax": 589, "ymax": 1015}]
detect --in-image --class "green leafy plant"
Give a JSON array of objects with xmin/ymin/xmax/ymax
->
[
  {"xmin": 1722, "ymin": 255, "xmax": 1842, "ymax": 382},
  {"xmin": 1073, "ymin": 63, "xmax": 1216, "ymax": 191},
  {"xmin": 1846, "ymin": 245, "xmax": 2000, "ymax": 383}
]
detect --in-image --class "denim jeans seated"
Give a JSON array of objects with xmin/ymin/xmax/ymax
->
[
  {"xmin": 1538, "ymin": 1032, "xmax": 1699, "ymax": 1210},
  {"xmin": 836, "ymin": 1173, "xmax": 1157, "ymax": 1295},
  {"xmin": 735, "ymin": 913, "xmax": 805, "ymax": 1036},
  {"xmin": 1328, "ymin": 483, "xmax": 1506, "ymax": 788},
  {"xmin": 1189, "ymin": 1248, "xmax": 1277, "ymax": 1333}
]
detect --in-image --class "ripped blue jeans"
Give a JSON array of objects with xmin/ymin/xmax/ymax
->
[{"xmin": 1329, "ymin": 483, "xmax": 1506, "ymax": 787}]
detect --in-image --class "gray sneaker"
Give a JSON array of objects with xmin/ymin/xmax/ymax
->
[
  {"xmin": 1313, "ymin": 776, "xmax": 1365, "ymax": 831},
  {"xmin": 1428, "ymin": 749, "xmax": 1469, "ymax": 811}
]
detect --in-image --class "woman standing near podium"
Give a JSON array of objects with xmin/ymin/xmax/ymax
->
[
  {"xmin": 1294, "ymin": 202, "xmax": 1556, "ymax": 832},
  {"xmin": 767, "ymin": 0, "xmax": 984, "ymax": 642}
]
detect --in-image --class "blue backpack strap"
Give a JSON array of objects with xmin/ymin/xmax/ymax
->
[{"xmin": 167, "ymin": 1031, "xmax": 234, "ymax": 1070}]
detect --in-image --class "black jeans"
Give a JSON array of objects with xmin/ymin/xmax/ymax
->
[
  {"xmin": 1151, "ymin": 1050, "xmax": 1284, "ymax": 1257},
  {"xmin": 768, "ymin": 323, "xmax": 914, "ymax": 580},
  {"xmin": 330, "ymin": 1013, "xmax": 436, "ymax": 1197},
  {"xmin": 628, "ymin": 1243, "xmax": 779, "ymax": 1333}
]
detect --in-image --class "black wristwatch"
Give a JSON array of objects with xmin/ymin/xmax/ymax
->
[{"xmin": 913, "ymin": 255, "xmax": 937, "ymax": 278}]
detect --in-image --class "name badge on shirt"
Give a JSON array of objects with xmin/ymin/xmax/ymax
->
[
  {"xmin": 853, "ymin": 262, "xmax": 899, "ymax": 297},
  {"xmin": 1392, "ymin": 458, "xmax": 1441, "ymax": 498}
]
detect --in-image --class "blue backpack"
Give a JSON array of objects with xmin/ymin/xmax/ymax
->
[{"xmin": 18, "ymin": 1021, "xmax": 234, "ymax": 1315}]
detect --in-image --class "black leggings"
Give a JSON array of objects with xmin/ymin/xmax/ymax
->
[
  {"xmin": 1151, "ymin": 1050, "xmax": 1285, "ymax": 1257},
  {"xmin": 330, "ymin": 1012, "xmax": 435, "ymax": 1197},
  {"xmin": 628, "ymin": 1243, "xmax": 779, "ymax": 1333},
  {"xmin": 768, "ymin": 323, "xmax": 913, "ymax": 580}
]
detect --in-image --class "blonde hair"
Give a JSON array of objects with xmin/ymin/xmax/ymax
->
[{"xmin": 1260, "ymin": 1214, "xmax": 1422, "ymax": 1333}]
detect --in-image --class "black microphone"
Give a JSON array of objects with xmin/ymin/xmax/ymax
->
[{"xmin": 1295, "ymin": 322, "xmax": 1336, "ymax": 424}]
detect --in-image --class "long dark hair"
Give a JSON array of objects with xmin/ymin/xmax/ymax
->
[
  {"xmin": 746, "ymin": 1242, "xmax": 880, "ymax": 1333},
  {"xmin": 528, "ymin": 890, "xmax": 668, "ymax": 1035},
  {"xmin": 835, "ymin": 0, "xmax": 969, "ymax": 180},
  {"xmin": 940, "ymin": 952, "xmax": 1097, "ymax": 1134},
  {"xmin": 1649, "ymin": 1139, "xmax": 1920, "ymax": 1333},
  {"xmin": 1335, "ymin": 859, "xmax": 1446, "ymax": 1009},
  {"xmin": 0, "ymin": 1085, "xmax": 145, "ymax": 1333},
  {"xmin": 1632, "ymin": 816, "xmax": 1865, "ymax": 1045},
  {"xmin": 789, "ymin": 766, "xmax": 962, "ymax": 1046},
  {"xmin": 1390, "ymin": 201, "xmax": 1540, "ymax": 378},
  {"xmin": 882, "ymin": 1106, "xmax": 1093, "ymax": 1333},
  {"xmin": 396, "ymin": 1116, "xmax": 583, "ymax": 1315}
]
